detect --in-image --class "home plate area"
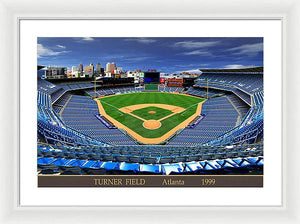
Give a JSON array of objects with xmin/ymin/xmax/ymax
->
[{"xmin": 143, "ymin": 120, "xmax": 161, "ymax": 130}]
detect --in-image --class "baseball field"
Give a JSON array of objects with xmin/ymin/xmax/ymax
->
[{"xmin": 95, "ymin": 92, "xmax": 205, "ymax": 144}]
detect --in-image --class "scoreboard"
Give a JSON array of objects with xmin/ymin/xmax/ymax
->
[
  {"xmin": 143, "ymin": 71, "xmax": 160, "ymax": 84},
  {"xmin": 167, "ymin": 78, "xmax": 183, "ymax": 87}
]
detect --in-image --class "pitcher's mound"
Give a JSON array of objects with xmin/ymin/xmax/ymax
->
[
  {"xmin": 143, "ymin": 120, "xmax": 161, "ymax": 130},
  {"xmin": 148, "ymin": 111, "xmax": 156, "ymax": 114}
]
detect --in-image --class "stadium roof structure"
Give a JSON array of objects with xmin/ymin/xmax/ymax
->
[
  {"xmin": 199, "ymin": 67, "xmax": 263, "ymax": 73},
  {"xmin": 38, "ymin": 65, "xmax": 45, "ymax": 70}
]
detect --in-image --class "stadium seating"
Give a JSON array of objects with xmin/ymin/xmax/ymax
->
[
  {"xmin": 85, "ymin": 86, "xmax": 144, "ymax": 97},
  {"xmin": 37, "ymin": 86, "xmax": 109, "ymax": 148},
  {"xmin": 207, "ymin": 104, "xmax": 263, "ymax": 146},
  {"xmin": 196, "ymin": 73, "xmax": 263, "ymax": 94},
  {"xmin": 37, "ymin": 91, "xmax": 52, "ymax": 108},
  {"xmin": 37, "ymin": 142, "xmax": 263, "ymax": 175},
  {"xmin": 158, "ymin": 86, "xmax": 184, "ymax": 93},
  {"xmin": 61, "ymin": 95, "xmax": 137, "ymax": 145},
  {"xmin": 253, "ymin": 91, "xmax": 264, "ymax": 106},
  {"xmin": 169, "ymin": 96, "xmax": 239, "ymax": 146},
  {"xmin": 37, "ymin": 67, "xmax": 264, "ymax": 175},
  {"xmin": 54, "ymin": 82, "xmax": 101, "ymax": 91},
  {"xmin": 194, "ymin": 72, "xmax": 263, "ymax": 108},
  {"xmin": 226, "ymin": 94, "xmax": 250, "ymax": 117},
  {"xmin": 186, "ymin": 87, "xmax": 222, "ymax": 98},
  {"xmin": 52, "ymin": 92, "xmax": 72, "ymax": 114},
  {"xmin": 37, "ymin": 79, "xmax": 67, "ymax": 103}
]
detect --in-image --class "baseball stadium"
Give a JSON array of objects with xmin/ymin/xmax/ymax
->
[{"xmin": 37, "ymin": 67, "xmax": 263, "ymax": 175}]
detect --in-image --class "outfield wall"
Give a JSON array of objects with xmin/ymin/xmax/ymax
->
[{"xmin": 144, "ymin": 84, "xmax": 158, "ymax": 91}]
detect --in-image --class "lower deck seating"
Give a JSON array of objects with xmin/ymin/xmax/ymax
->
[
  {"xmin": 207, "ymin": 104, "xmax": 263, "ymax": 146},
  {"xmin": 61, "ymin": 95, "xmax": 137, "ymax": 145},
  {"xmin": 39, "ymin": 79, "xmax": 261, "ymax": 148},
  {"xmin": 37, "ymin": 143, "xmax": 263, "ymax": 175},
  {"xmin": 85, "ymin": 86, "xmax": 141, "ymax": 97},
  {"xmin": 168, "ymin": 96, "xmax": 239, "ymax": 146},
  {"xmin": 158, "ymin": 86, "xmax": 184, "ymax": 92},
  {"xmin": 37, "ymin": 102, "xmax": 107, "ymax": 147}
]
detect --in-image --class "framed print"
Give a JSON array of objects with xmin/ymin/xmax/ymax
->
[
  {"xmin": 20, "ymin": 19, "xmax": 280, "ymax": 206},
  {"xmin": 2, "ymin": 0, "xmax": 300, "ymax": 223}
]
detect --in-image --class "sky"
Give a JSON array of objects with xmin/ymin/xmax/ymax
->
[{"xmin": 37, "ymin": 37, "xmax": 263, "ymax": 73}]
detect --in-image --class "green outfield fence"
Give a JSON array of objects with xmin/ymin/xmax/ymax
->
[{"xmin": 144, "ymin": 84, "xmax": 158, "ymax": 91}]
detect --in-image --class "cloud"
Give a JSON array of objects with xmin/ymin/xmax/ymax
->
[
  {"xmin": 37, "ymin": 44, "xmax": 70, "ymax": 58},
  {"xmin": 179, "ymin": 50, "xmax": 212, "ymax": 56},
  {"xmin": 176, "ymin": 69, "xmax": 201, "ymax": 73},
  {"xmin": 73, "ymin": 37, "xmax": 95, "ymax": 42},
  {"xmin": 123, "ymin": 56, "xmax": 152, "ymax": 62},
  {"xmin": 176, "ymin": 63, "xmax": 209, "ymax": 68},
  {"xmin": 81, "ymin": 37, "xmax": 95, "ymax": 41},
  {"xmin": 56, "ymin": 45, "xmax": 66, "ymax": 49},
  {"xmin": 102, "ymin": 54, "xmax": 152, "ymax": 62},
  {"xmin": 223, "ymin": 64, "xmax": 255, "ymax": 69},
  {"xmin": 125, "ymin": 38, "xmax": 156, "ymax": 44},
  {"xmin": 173, "ymin": 40, "xmax": 220, "ymax": 49},
  {"xmin": 102, "ymin": 55, "xmax": 126, "ymax": 60},
  {"xmin": 227, "ymin": 42, "xmax": 263, "ymax": 56}
]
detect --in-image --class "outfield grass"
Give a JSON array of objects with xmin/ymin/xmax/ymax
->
[
  {"xmin": 98, "ymin": 92, "xmax": 204, "ymax": 138},
  {"xmin": 100, "ymin": 92, "xmax": 202, "ymax": 108}
]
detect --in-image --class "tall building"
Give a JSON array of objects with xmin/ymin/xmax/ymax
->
[
  {"xmin": 45, "ymin": 66, "xmax": 67, "ymax": 79},
  {"xmin": 71, "ymin": 66, "xmax": 79, "ymax": 78},
  {"xmin": 78, "ymin": 63, "xmax": 83, "ymax": 77},
  {"xmin": 96, "ymin": 63, "xmax": 103, "ymax": 76},
  {"xmin": 111, "ymin": 62, "xmax": 116, "ymax": 71},
  {"xmin": 106, "ymin": 62, "xmax": 111, "ymax": 72},
  {"xmin": 106, "ymin": 62, "xmax": 117, "ymax": 73},
  {"xmin": 72, "ymin": 66, "xmax": 77, "ymax": 73},
  {"xmin": 127, "ymin": 71, "xmax": 140, "ymax": 83},
  {"xmin": 117, "ymin": 67, "xmax": 123, "ymax": 73},
  {"xmin": 84, "ymin": 63, "xmax": 94, "ymax": 78},
  {"xmin": 67, "ymin": 69, "xmax": 73, "ymax": 78}
]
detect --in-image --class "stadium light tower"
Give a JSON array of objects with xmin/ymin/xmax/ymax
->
[
  {"xmin": 94, "ymin": 76, "xmax": 96, "ymax": 98},
  {"xmin": 206, "ymin": 78, "xmax": 209, "ymax": 99}
]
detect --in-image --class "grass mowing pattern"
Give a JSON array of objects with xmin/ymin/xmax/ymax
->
[{"xmin": 99, "ymin": 92, "xmax": 204, "ymax": 138}]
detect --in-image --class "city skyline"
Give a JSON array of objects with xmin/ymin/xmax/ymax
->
[{"xmin": 38, "ymin": 37, "xmax": 263, "ymax": 73}]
